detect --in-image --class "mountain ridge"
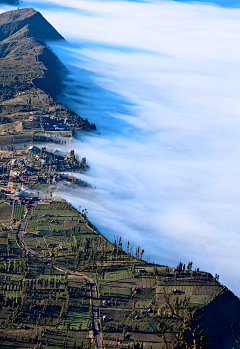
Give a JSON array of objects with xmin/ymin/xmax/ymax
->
[
  {"xmin": 0, "ymin": 7, "xmax": 64, "ymax": 100},
  {"xmin": 0, "ymin": 8, "xmax": 63, "ymax": 42},
  {"xmin": 0, "ymin": 7, "xmax": 96, "ymax": 134}
]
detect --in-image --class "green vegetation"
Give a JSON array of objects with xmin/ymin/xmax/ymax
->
[
  {"xmin": 0, "ymin": 6, "xmax": 239, "ymax": 349},
  {"xmin": 0, "ymin": 197, "xmax": 239, "ymax": 348},
  {"xmin": 0, "ymin": 8, "xmax": 63, "ymax": 101},
  {"xmin": 0, "ymin": 223, "xmax": 95, "ymax": 348},
  {"xmin": 13, "ymin": 205, "xmax": 26, "ymax": 221},
  {"xmin": 0, "ymin": 8, "xmax": 96, "ymax": 146},
  {"xmin": 19, "ymin": 199, "xmax": 235, "ymax": 349},
  {"xmin": 0, "ymin": 203, "xmax": 12, "ymax": 227}
]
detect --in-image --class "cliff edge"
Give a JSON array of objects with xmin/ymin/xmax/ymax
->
[
  {"xmin": 0, "ymin": 8, "xmax": 63, "ymax": 42},
  {"xmin": 0, "ymin": 7, "xmax": 96, "ymax": 131},
  {"xmin": 0, "ymin": 8, "xmax": 64, "ymax": 100}
]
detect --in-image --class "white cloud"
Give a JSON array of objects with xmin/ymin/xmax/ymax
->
[{"xmin": 2, "ymin": 0, "xmax": 240, "ymax": 294}]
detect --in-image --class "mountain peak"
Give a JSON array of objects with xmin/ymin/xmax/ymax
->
[
  {"xmin": 0, "ymin": 8, "xmax": 37, "ymax": 25},
  {"xmin": 0, "ymin": 7, "xmax": 64, "ymax": 42}
]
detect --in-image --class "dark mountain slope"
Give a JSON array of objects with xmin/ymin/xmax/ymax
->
[
  {"xmin": 198, "ymin": 287, "xmax": 240, "ymax": 348},
  {"xmin": 0, "ymin": 8, "xmax": 64, "ymax": 100},
  {"xmin": 0, "ymin": 7, "xmax": 96, "ymax": 131},
  {"xmin": 0, "ymin": 8, "xmax": 63, "ymax": 42}
]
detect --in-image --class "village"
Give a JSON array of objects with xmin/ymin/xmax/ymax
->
[
  {"xmin": 0, "ymin": 144, "xmax": 90, "ymax": 197},
  {"xmin": 22, "ymin": 110, "xmax": 78, "ymax": 132},
  {"xmin": 0, "ymin": 85, "xmax": 97, "ymax": 153}
]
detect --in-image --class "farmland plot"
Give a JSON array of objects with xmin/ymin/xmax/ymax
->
[{"xmin": 0, "ymin": 204, "xmax": 12, "ymax": 224}]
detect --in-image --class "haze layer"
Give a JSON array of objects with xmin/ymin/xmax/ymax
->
[{"xmin": 3, "ymin": 0, "xmax": 240, "ymax": 294}]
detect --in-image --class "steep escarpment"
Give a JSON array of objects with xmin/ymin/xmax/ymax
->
[
  {"xmin": 0, "ymin": 7, "xmax": 96, "ymax": 131},
  {"xmin": 0, "ymin": 8, "xmax": 64, "ymax": 100},
  {"xmin": 201, "ymin": 288, "xmax": 240, "ymax": 349},
  {"xmin": 0, "ymin": 8, "xmax": 63, "ymax": 42},
  {"xmin": 0, "ymin": 37, "xmax": 64, "ymax": 100}
]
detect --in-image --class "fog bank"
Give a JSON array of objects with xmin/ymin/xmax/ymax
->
[{"xmin": 2, "ymin": 0, "xmax": 240, "ymax": 294}]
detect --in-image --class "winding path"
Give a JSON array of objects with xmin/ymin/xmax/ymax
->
[{"xmin": 17, "ymin": 202, "xmax": 103, "ymax": 349}]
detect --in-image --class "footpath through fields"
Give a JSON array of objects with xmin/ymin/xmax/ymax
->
[{"xmin": 17, "ymin": 200, "xmax": 103, "ymax": 349}]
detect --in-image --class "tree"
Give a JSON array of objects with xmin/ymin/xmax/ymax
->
[
  {"xmin": 127, "ymin": 241, "xmax": 130, "ymax": 254},
  {"xmin": 76, "ymin": 321, "xmax": 82, "ymax": 330},
  {"xmin": 0, "ymin": 294, "xmax": 4, "ymax": 309},
  {"xmin": 187, "ymin": 261, "xmax": 193, "ymax": 271},
  {"xmin": 177, "ymin": 261, "xmax": 183, "ymax": 272},
  {"xmin": 70, "ymin": 150, "xmax": 76, "ymax": 165},
  {"xmin": 152, "ymin": 289, "xmax": 209, "ymax": 349}
]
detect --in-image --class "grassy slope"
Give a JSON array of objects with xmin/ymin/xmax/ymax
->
[
  {"xmin": 0, "ymin": 8, "xmax": 95, "ymax": 135},
  {"xmin": 0, "ymin": 199, "xmax": 239, "ymax": 348},
  {"xmin": 0, "ymin": 9, "xmax": 64, "ymax": 101},
  {"xmin": 19, "ymin": 200, "xmax": 240, "ymax": 349},
  {"xmin": 0, "ymin": 203, "xmax": 94, "ymax": 348}
]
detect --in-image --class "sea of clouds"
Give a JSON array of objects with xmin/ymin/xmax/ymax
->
[{"xmin": 1, "ymin": 0, "xmax": 240, "ymax": 294}]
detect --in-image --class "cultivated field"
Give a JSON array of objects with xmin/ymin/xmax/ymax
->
[
  {"xmin": 0, "ymin": 198, "xmax": 233, "ymax": 349},
  {"xmin": 0, "ymin": 203, "xmax": 12, "ymax": 225}
]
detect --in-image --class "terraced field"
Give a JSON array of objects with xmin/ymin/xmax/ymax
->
[
  {"xmin": 0, "ymin": 203, "xmax": 12, "ymax": 225},
  {"xmin": 0, "ymin": 198, "xmax": 239, "ymax": 348},
  {"xmin": 13, "ymin": 205, "xmax": 26, "ymax": 221},
  {"xmin": 0, "ymin": 200, "xmax": 96, "ymax": 348}
]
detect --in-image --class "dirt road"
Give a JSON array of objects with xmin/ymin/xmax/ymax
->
[{"xmin": 17, "ymin": 203, "xmax": 103, "ymax": 349}]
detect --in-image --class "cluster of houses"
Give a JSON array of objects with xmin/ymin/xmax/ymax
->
[
  {"xmin": 0, "ymin": 146, "xmax": 85, "ymax": 189},
  {"xmin": 0, "ymin": 144, "xmax": 89, "ymax": 196},
  {"xmin": 5, "ymin": 197, "xmax": 37, "ymax": 206},
  {"xmin": 0, "ymin": 173, "xmax": 82, "ymax": 192},
  {"xmin": 28, "ymin": 145, "xmax": 84, "ymax": 172},
  {"xmin": 22, "ymin": 114, "xmax": 76, "ymax": 132}
]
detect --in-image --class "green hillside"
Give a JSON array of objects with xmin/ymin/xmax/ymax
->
[
  {"xmin": 0, "ymin": 8, "xmax": 64, "ymax": 101},
  {"xmin": 0, "ymin": 7, "xmax": 239, "ymax": 349},
  {"xmin": 0, "ymin": 8, "xmax": 96, "ymax": 140},
  {"xmin": 0, "ymin": 199, "xmax": 238, "ymax": 348}
]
